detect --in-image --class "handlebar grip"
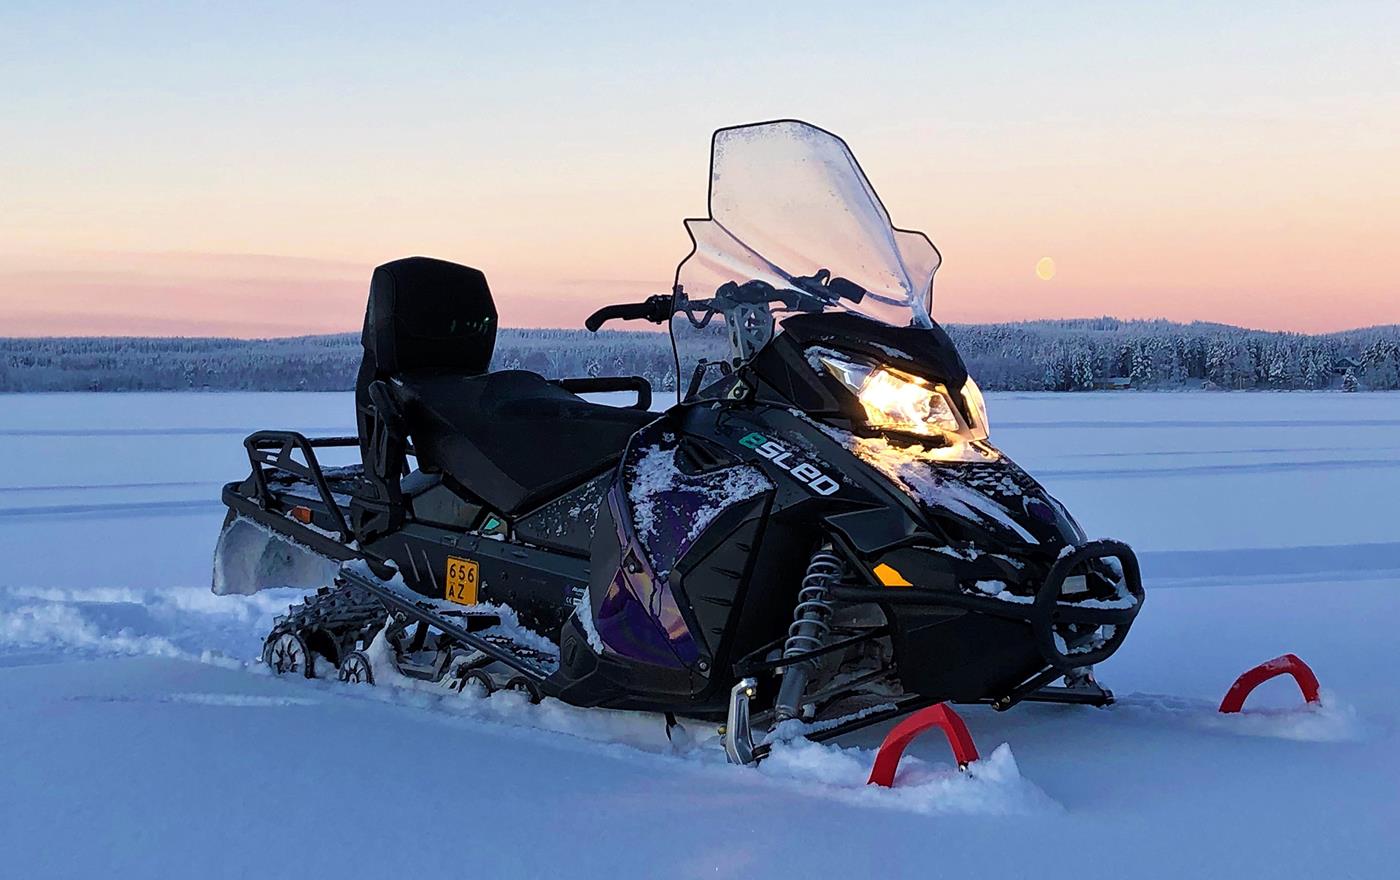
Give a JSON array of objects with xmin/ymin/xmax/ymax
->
[
  {"xmin": 586, "ymin": 303, "xmax": 654, "ymax": 332},
  {"xmin": 585, "ymin": 294, "xmax": 675, "ymax": 332}
]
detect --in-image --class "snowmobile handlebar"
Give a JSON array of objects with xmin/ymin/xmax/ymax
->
[
  {"xmin": 585, "ymin": 294, "xmax": 675, "ymax": 332},
  {"xmin": 584, "ymin": 272, "xmax": 866, "ymax": 333}
]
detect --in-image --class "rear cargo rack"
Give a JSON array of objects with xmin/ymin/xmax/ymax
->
[{"xmin": 242, "ymin": 431, "xmax": 359, "ymax": 541}]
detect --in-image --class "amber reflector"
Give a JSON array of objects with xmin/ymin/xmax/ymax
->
[{"xmin": 873, "ymin": 563, "xmax": 912, "ymax": 587}]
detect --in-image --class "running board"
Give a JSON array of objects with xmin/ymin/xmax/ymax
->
[{"xmin": 338, "ymin": 563, "xmax": 556, "ymax": 685}]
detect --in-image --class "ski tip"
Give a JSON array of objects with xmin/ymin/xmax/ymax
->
[
  {"xmin": 867, "ymin": 703, "xmax": 980, "ymax": 788},
  {"xmin": 1219, "ymin": 653, "xmax": 1321, "ymax": 714}
]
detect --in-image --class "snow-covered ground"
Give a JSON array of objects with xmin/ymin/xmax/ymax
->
[{"xmin": 2, "ymin": 391, "xmax": 1397, "ymax": 878}]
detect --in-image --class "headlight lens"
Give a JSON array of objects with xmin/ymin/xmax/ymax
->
[
  {"xmin": 960, "ymin": 376, "xmax": 990, "ymax": 441},
  {"xmin": 816, "ymin": 351, "xmax": 989, "ymax": 442}
]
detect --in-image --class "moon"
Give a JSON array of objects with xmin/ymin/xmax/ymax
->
[{"xmin": 1035, "ymin": 257, "xmax": 1056, "ymax": 281}]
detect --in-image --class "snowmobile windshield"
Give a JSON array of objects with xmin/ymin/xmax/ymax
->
[{"xmin": 671, "ymin": 120, "xmax": 942, "ymax": 396}]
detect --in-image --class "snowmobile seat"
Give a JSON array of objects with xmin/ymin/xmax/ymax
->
[
  {"xmin": 356, "ymin": 256, "xmax": 500, "ymax": 456},
  {"xmin": 393, "ymin": 370, "xmax": 653, "ymax": 515},
  {"xmin": 354, "ymin": 256, "xmax": 651, "ymax": 515}
]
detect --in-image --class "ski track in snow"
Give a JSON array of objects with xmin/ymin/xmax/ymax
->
[
  {"xmin": 995, "ymin": 417, "xmax": 1400, "ymax": 430},
  {"xmin": 2, "ymin": 391, "xmax": 1399, "ymax": 877},
  {"xmin": 0, "ymin": 479, "xmax": 217, "ymax": 494},
  {"xmin": 0, "ymin": 425, "xmax": 354, "ymax": 438},
  {"xmin": 0, "ymin": 498, "xmax": 227, "ymax": 519},
  {"xmin": 1037, "ymin": 456, "xmax": 1400, "ymax": 479}
]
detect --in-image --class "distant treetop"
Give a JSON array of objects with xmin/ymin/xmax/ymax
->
[{"xmin": 2, "ymin": 321, "xmax": 1397, "ymax": 393}]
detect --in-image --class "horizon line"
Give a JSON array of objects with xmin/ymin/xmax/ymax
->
[{"xmin": 3, "ymin": 315, "xmax": 1399, "ymax": 344}]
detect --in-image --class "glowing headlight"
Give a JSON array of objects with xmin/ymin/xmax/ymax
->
[
  {"xmin": 817, "ymin": 351, "xmax": 989, "ymax": 442},
  {"xmin": 960, "ymin": 376, "xmax": 990, "ymax": 441}
]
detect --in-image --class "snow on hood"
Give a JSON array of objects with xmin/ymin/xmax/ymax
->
[{"xmin": 816, "ymin": 424, "xmax": 1037, "ymax": 544}]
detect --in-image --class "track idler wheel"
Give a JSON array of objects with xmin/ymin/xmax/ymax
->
[
  {"xmin": 504, "ymin": 676, "xmax": 543, "ymax": 704},
  {"xmin": 443, "ymin": 665, "xmax": 494, "ymax": 697},
  {"xmin": 338, "ymin": 650, "xmax": 375, "ymax": 685},
  {"xmin": 264, "ymin": 631, "xmax": 315, "ymax": 679}
]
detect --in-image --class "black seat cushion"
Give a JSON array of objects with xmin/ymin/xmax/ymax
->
[{"xmin": 395, "ymin": 370, "xmax": 654, "ymax": 515}]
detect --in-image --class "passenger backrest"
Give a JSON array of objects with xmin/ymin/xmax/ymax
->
[
  {"xmin": 357, "ymin": 257, "xmax": 498, "ymax": 454},
  {"xmin": 361, "ymin": 256, "xmax": 497, "ymax": 377}
]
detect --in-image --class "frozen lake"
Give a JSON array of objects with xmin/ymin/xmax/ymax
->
[
  {"xmin": 1, "ymin": 391, "xmax": 1398, "ymax": 878},
  {"xmin": 3, "ymin": 391, "xmax": 1396, "ymax": 588}
]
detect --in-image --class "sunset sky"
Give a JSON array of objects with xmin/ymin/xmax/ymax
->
[{"xmin": 2, "ymin": 2, "xmax": 1397, "ymax": 337}]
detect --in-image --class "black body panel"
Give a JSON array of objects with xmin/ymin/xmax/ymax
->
[{"xmin": 364, "ymin": 521, "xmax": 588, "ymax": 640}]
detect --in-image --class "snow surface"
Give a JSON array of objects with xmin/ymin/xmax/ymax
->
[{"xmin": 2, "ymin": 391, "xmax": 1399, "ymax": 878}]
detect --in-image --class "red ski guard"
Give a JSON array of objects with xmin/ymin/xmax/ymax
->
[
  {"xmin": 1218, "ymin": 653, "xmax": 1321, "ymax": 714},
  {"xmin": 867, "ymin": 703, "xmax": 980, "ymax": 787}
]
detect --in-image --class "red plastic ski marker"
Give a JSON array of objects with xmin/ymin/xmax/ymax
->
[
  {"xmin": 1218, "ymin": 653, "xmax": 1321, "ymax": 714},
  {"xmin": 867, "ymin": 703, "xmax": 980, "ymax": 788}
]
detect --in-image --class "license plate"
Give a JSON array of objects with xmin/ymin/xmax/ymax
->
[{"xmin": 444, "ymin": 556, "xmax": 479, "ymax": 606}]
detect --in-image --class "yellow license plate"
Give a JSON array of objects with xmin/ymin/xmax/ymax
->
[{"xmin": 444, "ymin": 556, "xmax": 479, "ymax": 606}]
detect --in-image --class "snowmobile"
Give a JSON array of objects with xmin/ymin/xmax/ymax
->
[{"xmin": 213, "ymin": 119, "xmax": 1144, "ymax": 764}]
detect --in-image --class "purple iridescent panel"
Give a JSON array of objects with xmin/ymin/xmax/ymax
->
[
  {"xmin": 592, "ymin": 430, "xmax": 772, "ymax": 669},
  {"xmin": 594, "ymin": 562, "xmax": 686, "ymax": 668}
]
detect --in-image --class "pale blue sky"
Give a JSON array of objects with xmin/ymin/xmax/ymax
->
[{"xmin": 2, "ymin": 2, "xmax": 1396, "ymax": 334}]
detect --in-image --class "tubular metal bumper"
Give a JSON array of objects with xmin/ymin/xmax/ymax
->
[{"xmin": 1033, "ymin": 539, "xmax": 1144, "ymax": 671}]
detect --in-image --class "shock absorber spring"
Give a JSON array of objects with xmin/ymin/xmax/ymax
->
[{"xmin": 774, "ymin": 544, "xmax": 843, "ymax": 723}]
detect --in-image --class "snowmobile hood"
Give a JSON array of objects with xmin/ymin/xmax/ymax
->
[
  {"xmin": 816, "ymin": 427, "xmax": 1086, "ymax": 553},
  {"xmin": 748, "ymin": 311, "xmax": 972, "ymax": 419}
]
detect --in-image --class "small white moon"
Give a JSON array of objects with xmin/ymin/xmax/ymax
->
[{"xmin": 1035, "ymin": 257, "xmax": 1056, "ymax": 281}]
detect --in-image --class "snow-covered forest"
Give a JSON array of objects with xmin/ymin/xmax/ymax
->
[{"xmin": 2, "ymin": 319, "xmax": 1398, "ymax": 392}]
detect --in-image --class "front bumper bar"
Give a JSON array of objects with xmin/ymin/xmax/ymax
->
[
  {"xmin": 1033, "ymin": 539, "xmax": 1144, "ymax": 670},
  {"xmin": 829, "ymin": 538, "xmax": 1146, "ymax": 673}
]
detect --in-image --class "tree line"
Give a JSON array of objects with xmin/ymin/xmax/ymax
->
[{"xmin": 2, "ymin": 319, "xmax": 1397, "ymax": 393}]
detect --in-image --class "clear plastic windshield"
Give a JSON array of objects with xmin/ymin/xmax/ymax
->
[{"xmin": 671, "ymin": 120, "xmax": 941, "ymax": 397}]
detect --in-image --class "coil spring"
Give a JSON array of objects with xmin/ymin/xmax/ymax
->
[{"xmin": 782, "ymin": 547, "xmax": 843, "ymax": 659}]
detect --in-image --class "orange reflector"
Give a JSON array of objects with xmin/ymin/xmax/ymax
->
[
  {"xmin": 290, "ymin": 506, "xmax": 313, "ymax": 524},
  {"xmin": 873, "ymin": 563, "xmax": 912, "ymax": 587}
]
